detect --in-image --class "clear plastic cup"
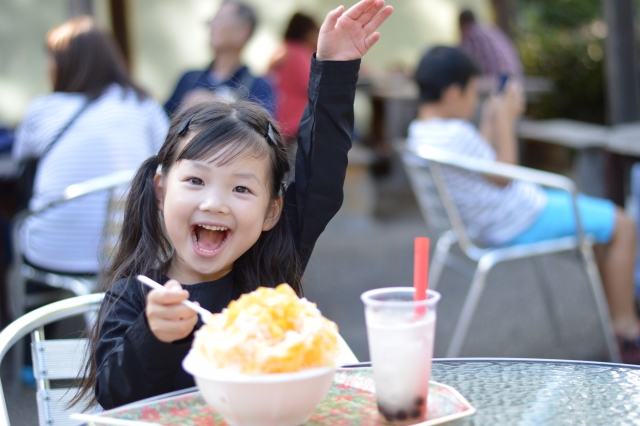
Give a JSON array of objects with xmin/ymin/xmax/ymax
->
[{"xmin": 361, "ymin": 288, "xmax": 441, "ymax": 425}]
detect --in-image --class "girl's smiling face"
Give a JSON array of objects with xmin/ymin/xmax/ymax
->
[{"xmin": 155, "ymin": 145, "xmax": 282, "ymax": 284}]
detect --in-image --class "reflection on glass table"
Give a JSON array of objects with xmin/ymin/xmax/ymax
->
[{"xmin": 430, "ymin": 358, "xmax": 640, "ymax": 425}]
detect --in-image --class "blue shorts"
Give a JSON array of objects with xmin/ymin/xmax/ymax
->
[{"xmin": 506, "ymin": 189, "xmax": 616, "ymax": 246}]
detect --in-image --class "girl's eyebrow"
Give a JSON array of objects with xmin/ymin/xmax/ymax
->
[
  {"xmin": 234, "ymin": 172, "xmax": 262, "ymax": 184},
  {"xmin": 188, "ymin": 161, "xmax": 210, "ymax": 171}
]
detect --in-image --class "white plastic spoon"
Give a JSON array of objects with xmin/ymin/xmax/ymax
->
[{"xmin": 136, "ymin": 275, "xmax": 213, "ymax": 322}]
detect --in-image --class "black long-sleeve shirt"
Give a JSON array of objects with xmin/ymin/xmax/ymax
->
[{"xmin": 95, "ymin": 56, "xmax": 360, "ymax": 409}]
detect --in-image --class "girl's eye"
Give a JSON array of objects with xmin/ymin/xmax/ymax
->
[
  {"xmin": 188, "ymin": 177, "xmax": 204, "ymax": 185},
  {"xmin": 234, "ymin": 186, "xmax": 251, "ymax": 194}
]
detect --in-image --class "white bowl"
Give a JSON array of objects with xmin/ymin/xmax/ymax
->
[{"xmin": 182, "ymin": 350, "xmax": 336, "ymax": 426}]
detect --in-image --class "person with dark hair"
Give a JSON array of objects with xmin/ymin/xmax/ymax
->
[
  {"xmin": 12, "ymin": 16, "xmax": 168, "ymax": 275},
  {"xmin": 164, "ymin": 0, "xmax": 275, "ymax": 117},
  {"xmin": 409, "ymin": 46, "xmax": 640, "ymax": 364},
  {"xmin": 458, "ymin": 9, "xmax": 522, "ymax": 78},
  {"xmin": 269, "ymin": 12, "xmax": 320, "ymax": 142},
  {"xmin": 71, "ymin": 0, "xmax": 393, "ymax": 409}
]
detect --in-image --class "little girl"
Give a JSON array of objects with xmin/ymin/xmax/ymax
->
[{"xmin": 74, "ymin": 0, "xmax": 393, "ymax": 409}]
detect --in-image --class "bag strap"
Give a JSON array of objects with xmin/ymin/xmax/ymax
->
[{"xmin": 40, "ymin": 98, "xmax": 93, "ymax": 159}]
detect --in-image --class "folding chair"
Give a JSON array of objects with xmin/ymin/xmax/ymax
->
[
  {"xmin": 8, "ymin": 169, "xmax": 134, "ymax": 322},
  {"xmin": 0, "ymin": 293, "xmax": 104, "ymax": 426},
  {"xmin": 397, "ymin": 143, "xmax": 620, "ymax": 362}
]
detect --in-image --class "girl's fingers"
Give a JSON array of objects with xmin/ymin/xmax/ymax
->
[
  {"xmin": 148, "ymin": 280, "xmax": 189, "ymax": 305},
  {"xmin": 163, "ymin": 279, "xmax": 181, "ymax": 290},
  {"xmin": 149, "ymin": 289, "xmax": 189, "ymax": 305},
  {"xmin": 343, "ymin": 0, "xmax": 377, "ymax": 20},
  {"xmin": 363, "ymin": 5, "xmax": 393, "ymax": 34},
  {"xmin": 364, "ymin": 32, "xmax": 381, "ymax": 50},
  {"xmin": 320, "ymin": 5, "xmax": 344, "ymax": 32},
  {"xmin": 150, "ymin": 317, "xmax": 198, "ymax": 340},
  {"xmin": 354, "ymin": 0, "xmax": 384, "ymax": 24},
  {"xmin": 151, "ymin": 303, "xmax": 197, "ymax": 321}
]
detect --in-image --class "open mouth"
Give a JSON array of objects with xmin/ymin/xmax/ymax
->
[{"xmin": 191, "ymin": 224, "xmax": 230, "ymax": 254}]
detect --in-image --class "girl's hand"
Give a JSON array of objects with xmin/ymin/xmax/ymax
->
[
  {"xmin": 317, "ymin": 0, "xmax": 393, "ymax": 61},
  {"xmin": 145, "ymin": 279, "xmax": 199, "ymax": 343}
]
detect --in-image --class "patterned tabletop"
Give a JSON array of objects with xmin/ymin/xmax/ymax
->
[
  {"xmin": 429, "ymin": 359, "xmax": 640, "ymax": 425},
  {"xmin": 93, "ymin": 359, "xmax": 640, "ymax": 425}
]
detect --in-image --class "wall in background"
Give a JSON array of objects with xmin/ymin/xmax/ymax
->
[{"xmin": 0, "ymin": 0, "xmax": 490, "ymax": 126}]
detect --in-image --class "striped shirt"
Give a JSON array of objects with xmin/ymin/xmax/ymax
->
[
  {"xmin": 461, "ymin": 23, "xmax": 523, "ymax": 78},
  {"xmin": 407, "ymin": 118, "xmax": 546, "ymax": 246},
  {"xmin": 13, "ymin": 84, "xmax": 169, "ymax": 273}
]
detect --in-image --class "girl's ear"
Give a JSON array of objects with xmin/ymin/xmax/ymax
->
[
  {"xmin": 153, "ymin": 173, "xmax": 165, "ymax": 212},
  {"xmin": 263, "ymin": 196, "xmax": 283, "ymax": 231}
]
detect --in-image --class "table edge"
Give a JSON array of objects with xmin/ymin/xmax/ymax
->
[{"xmin": 345, "ymin": 357, "xmax": 640, "ymax": 369}]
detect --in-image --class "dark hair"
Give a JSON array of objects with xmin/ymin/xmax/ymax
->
[
  {"xmin": 71, "ymin": 99, "xmax": 300, "ymax": 409},
  {"xmin": 459, "ymin": 9, "xmax": 476, "ymax": 27},
  {"xmin": 414, "ymin": 46, "xmax": 481, "ymax": 103},
  {"xmin": 284, "ymin": 13, "xmax": 318, "ymax": 42},
  {"xmin": 46, "ymin": 16, "xmax": 146, "ymax": 100},
  {"xmin": 225, "ymin": 0, "xmax": 257, "ymax": 38}
]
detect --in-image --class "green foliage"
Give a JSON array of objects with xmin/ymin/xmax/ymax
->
[
  {"xmin": 515, "ymin": 0, "xmax": 605, "ymax": 123},
  {"xmin": 522, "ymin": 0, "xmax": 601, "ymax": 27}
]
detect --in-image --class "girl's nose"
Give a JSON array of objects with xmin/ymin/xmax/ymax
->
[{"xmin": 199, "ymin": 190, "xmax": 230, "ymax": 214}]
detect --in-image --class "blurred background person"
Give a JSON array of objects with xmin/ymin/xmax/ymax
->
[
  {"xmin": 409, "ymin": 46, "xmax": 640, "ymax": 363},
  {"xmin": 164, "ymin": 0, "xmax": 275, "ymax": 117},
  {"xmin": 12, "ymin": 16, "xmax": 168, "ymax": 278},
  {"xmin": 459, "ymin": 9, "xmax": 523, "ymax": 79},
  {"xmin": 268, "ymin": 12, "xmax": 319, "ymax": 145}
]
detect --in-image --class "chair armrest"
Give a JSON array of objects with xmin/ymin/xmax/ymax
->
[
  {"xmin": 404, "ymin": 145, "xmax": 586, "ymax": 245},
  {"xmin": 409, "ymin": 145, "xmax": 576, "ymax": 193},
  {"xmin": 32, "ymin": 169, "xmax": 136, "ymax": 214}
]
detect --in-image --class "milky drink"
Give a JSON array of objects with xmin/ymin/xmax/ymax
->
[{"xmin": 361, "ymin": 288, "xmax": 440, "ymax": 425}]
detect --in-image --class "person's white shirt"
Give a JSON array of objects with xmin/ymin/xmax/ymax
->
[
  {"xmin": 13, "ymin": 84, "xmax": 169, "ymax": 273},
  {"xmin": 407, "ymin": 118, "xmax": 547, "ymax": 246}
]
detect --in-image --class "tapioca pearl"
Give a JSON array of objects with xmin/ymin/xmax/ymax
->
[
  {"xmin": 396, "ymin": 410, "xmax": 408, "ymax": 421},
  {"xmin": 414, "ymin": 396, "xmax": 424, "ymax": 406},
  {"xmin": 410, "ymin": 408, "xmax": 421, "ymax": 419},
  {"xmin": 377, "ymin": 403, "xmax": 395, "ymax": 421}
]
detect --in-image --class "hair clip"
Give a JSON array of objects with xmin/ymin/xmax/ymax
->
[
  {"xmin": 279, "ymin": 181, "xmax": 288, "ymax": 196},
  {"xmin": 265, "ymin": 123, "xmax": 278, "ymax": 147},
  {"xmin": 177, "ymin": 113, "xmax": 196, "ymax": 136}
]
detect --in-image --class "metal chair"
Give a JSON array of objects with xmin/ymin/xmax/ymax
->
[
  {"xmin": 0, "ymin": 293, "xmax": 104, "ymax": 426},
  {"xmin": 397, "ymin": 143, "xmax": 620, "ymax": 362},
  {"xmin": 8, "ymin": 169, "xmax": 134, "ymax": 322}
]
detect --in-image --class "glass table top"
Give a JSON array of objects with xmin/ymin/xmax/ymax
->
[{"xmin": 429, "ymin": 359, "xmax": 640, "ymax": 425}]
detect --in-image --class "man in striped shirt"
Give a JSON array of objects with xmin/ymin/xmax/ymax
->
[{"xmin": 408, "ymin": 46, "xmax": 640, "ymax": 363}]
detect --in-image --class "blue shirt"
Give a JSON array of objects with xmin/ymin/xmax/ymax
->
[{"xmin": 164, "ymin": 63, "xmax": 275, "ymax": 117}]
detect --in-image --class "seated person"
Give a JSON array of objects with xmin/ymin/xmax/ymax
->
[
  {"xmin": 458, "ymin": 9, "xmax": 523, "ymax": 79},
  {"xmin": 408, "ymin": 46, "xmax": 640, "ymax": 363},
  {"xmin": 164, "ymin": 0, "xmax": 275, "ymax": 117},
  {"xmin": 13, "ymin": 17, "xmax": 168, "ymax": 275},
  {"xmin": 268, "ymin": 12, "xmax": 319, "ymax": 141}
]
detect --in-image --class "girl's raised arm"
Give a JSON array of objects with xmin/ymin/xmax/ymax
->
[
  {"xmin": 287, "ymin": 1, "xmax": 392, "ymax": 271},
  {"xmin": 317, "ymin": 0, "xmax": 393, "ymax": 61}
]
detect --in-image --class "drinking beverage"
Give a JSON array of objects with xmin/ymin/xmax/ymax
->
[{"xmin": 361, "ymin": 288, "xmax": 440, "ymax": 425}]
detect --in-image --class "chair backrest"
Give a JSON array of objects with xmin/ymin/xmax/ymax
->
[
  {"xmin": 399, "ymin": 149, "xmax": 452, "ymax": 239},
  {"xmin": 0, "ymin": 293, "xmax": 104, "ymax": 426},
  {"xmin": 32, "ymin": 337, "xmax": 95, "ymax": 425},
  {"xmin": 99, "ymin": 185, "xmax": 128, "ymax": 268},
  {"xmin": 398, "ymin": 146, "xmax": 479, "ymax": 254},
  {"xmin": 8, "ymin": 170, "xmax": 134, "ymax": 320}
]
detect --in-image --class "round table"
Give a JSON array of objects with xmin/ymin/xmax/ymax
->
[{"xmin": 429, "ymin": 358, "xmax": 640, "ymax": 425}]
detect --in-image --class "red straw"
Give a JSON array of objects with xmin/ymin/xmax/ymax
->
[{"xmin": 414, "ymin": 237, "xmax": 430, "ymax": 315}]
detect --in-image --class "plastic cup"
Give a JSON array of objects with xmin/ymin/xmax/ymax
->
[{"xmin": 361, "ymin": 287, "xmax": 440, "ymax": 425}]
